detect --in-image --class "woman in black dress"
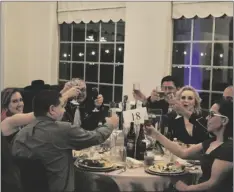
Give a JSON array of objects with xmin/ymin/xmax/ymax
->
[
  {"xmin": 145, "ymin": 98, "xmax": 233, "ymax": 192},
  {"xmin": 166, "ymin": 86, "xmax": 209, "ymax": 144}
]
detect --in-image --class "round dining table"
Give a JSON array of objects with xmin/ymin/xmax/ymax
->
[{"xmin": 74, "ymin": 155, "xmax": 202, "ymax": 192}]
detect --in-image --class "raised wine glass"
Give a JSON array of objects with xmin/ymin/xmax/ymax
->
[{"xmin": 69, "ymin": 78, "xmax": 86, "ymax": 106}]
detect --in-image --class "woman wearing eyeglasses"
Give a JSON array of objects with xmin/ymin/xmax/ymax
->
[
  {"xmin": 164, "ymin": 86, "xmax": 210, "ymax": 144},
  {"xmin": 145, "ymin": 98, "xmax": 233, "ymax": 192}
]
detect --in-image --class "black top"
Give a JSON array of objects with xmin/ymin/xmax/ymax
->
[
  {"xmin": 199, "ymin": 138, "xmax": 233, "ymax": 192},
  {"xmin": 167, "ymin": 113, "xmax": 210, "ymax": 144}
]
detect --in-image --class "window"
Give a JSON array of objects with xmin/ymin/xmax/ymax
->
[
  {"xmin": 59, "ymin": 20, "xmax": 125, "ymax": 104},
  {"xmin": 172, "ymin": 16, "xmax": 233, "ymax": 109}
]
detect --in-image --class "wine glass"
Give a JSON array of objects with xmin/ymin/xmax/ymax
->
[
  {"xmin": 92, "ymin": 87, "xmax": 100, "ymax": 112},
  {"xmin": 133, "ymin": 83, "xmax": 141, "ymax": 97},
  {"xmin": 156, "ymin": 86, "xmax": 165, "ymax": 100},
  {"xmin": 70, "ymin": 78, "xmax": 80, "ymax": 106},
  {"xmin": 69, "ymin": 78, "xmax": 86, "ymax": 106}
]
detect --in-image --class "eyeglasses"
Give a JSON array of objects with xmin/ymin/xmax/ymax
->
[
  {"xmin": 208, "ymin": 111, "xmax": 228, "ymax": 119},
  {"xmin": 196, "ymin": 116, "xmax": 208, "ymax": 130}
]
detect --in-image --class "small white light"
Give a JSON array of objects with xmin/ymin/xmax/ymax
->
[
  {"xmin": 200, "ymin": 52, "xmax": 204, "ymax": 56},
  {"xmin": 79, "ymin": 53, "xmax": 84, "ymax": 57},
  {"xmin": 105, "ymin": 49, "xmax": 110, "ymax": 53},
  {"xmin": 118, "ymin": 47, "xmax": 122, "ymax": 51},
  {"xmin": 219, "ymin": 53, "xmax": 223, "ymax": 58},
  {"xmin": 63, "ymin": 53, "xmax": 67, "ymax": 58},
  {"xmin": 183, "ymin": 51, "xmax": 187, "ymax": 55},
  {"xmin": 68, "ymin": 54, "xmax": 71, "ymax": 57},
  {"xmin": 176, "ymin": 50, "xmax": 178, "ymax": 52},
  {"xmin": 91, "ymin": 51, "xmax": 95, "ymax": 55}
]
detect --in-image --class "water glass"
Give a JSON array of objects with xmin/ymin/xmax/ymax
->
[
  {"xmin": 133, "ymin": 83, "xmax": 140, "ymax": 91},
  {"xmin": 144, "ymin": 151, "xmax": 155, "ymax": 168}
]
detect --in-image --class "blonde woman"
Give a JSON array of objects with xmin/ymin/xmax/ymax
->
[{"xmin": 166, "ymin": 86, "xmax": 210, "ymax": 144}]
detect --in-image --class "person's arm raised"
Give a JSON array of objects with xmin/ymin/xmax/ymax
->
[
  {"xmin": 60, "ymin": 86, "xmax": 80, "ymax": 104},
  {"xmin": 1, "ymin": 112, "xmax": 35, "ymax": 136},
  {"xmin": 145, "ymin": 125, "xmax": 203, "ymax": 159}
]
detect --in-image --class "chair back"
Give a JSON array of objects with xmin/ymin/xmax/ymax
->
[{"xmin": 15, "ymin": 158, "xmax": 49, "ymax": 192}]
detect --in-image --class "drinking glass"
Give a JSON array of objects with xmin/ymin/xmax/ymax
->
[
  {"xmin": 69, "ymin": 78, "xmax": 86, "ymax": 106},
  {"xmin": 133, "ymin": 83, "xmax": 141, "ymax": 95},
  {"xmin": 144, "ymin": 151, "xmax": 155, "ymax": 169},
  {"xmin": 156, "ymin": 86, "xmax": 165, "ymax": 100}
]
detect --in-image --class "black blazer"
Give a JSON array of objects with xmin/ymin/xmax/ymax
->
[
  {"xmin": 62, "ymin": 98, "xmax": 106, "ymax": 131},
  {"xmin": 167, "ymin": 113, "xmax": 210, "ymax": 144}
]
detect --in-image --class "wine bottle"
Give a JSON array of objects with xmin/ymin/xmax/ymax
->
[
  {"xmin": 126, "ymin": 122, "xmax": 136, "ymax": 158},
  {"xmin": 136, "ymin": 124, "xmax": 146, "ymax": 160}
]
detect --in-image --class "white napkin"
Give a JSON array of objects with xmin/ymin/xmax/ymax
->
[{"xmin": 126, "ymin": 157, "xmax": 144, "ymax": 168}]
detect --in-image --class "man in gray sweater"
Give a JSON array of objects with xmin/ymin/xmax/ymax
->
[{"xmin": 12, "ymin": 88, "xmax": 118, "ymax": 192}]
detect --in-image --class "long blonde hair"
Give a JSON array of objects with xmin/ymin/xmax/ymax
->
[{"xmin": 176, "ymin": 86, "xmax": 202, "ymax": 115}]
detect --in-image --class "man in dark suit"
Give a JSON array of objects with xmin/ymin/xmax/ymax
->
[{"xmin": 62, "ymin": 80, "xmax": 106, "ymax": 131}]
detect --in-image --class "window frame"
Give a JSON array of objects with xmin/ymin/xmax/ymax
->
[
  {"xmin": 172, "ymin": 16, "xmax": 233, "ymax": 108},
  {"xmin": 59, "ymin": 21, "xmax": 125, "ymax": 104}
]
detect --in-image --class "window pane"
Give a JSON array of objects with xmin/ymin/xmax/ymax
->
[
  {"xmin": 86, "ymin": 22, "xmax": 100, "ymax": 42},
  {"xmin": 115, "ymin": 65, "xmax": 123, "ymax": 84},
  {"xmin": 172, "ymin": 43, "xmax": 190, "ymax": 65},
  {"xmin": 59, "ymin": 62, "xmax": 70, "ymax": 80},
  {"xmin": 73, "ymin": 23, "xmax": 85, "ymax": 42},
  {"xmin": 215, "ymin": 16, "xmax": 233, "ymax": 41},
  {"xmin": 99, "ymin": 64, "xmax": 114, "ymax": 84},
  {"xmin": 86, "ymin": 44, "xmax": 99, "ymax": 62},
  {"xmin": 100, "ymin": 44, "xmax": 114, "ymax": 63},
  {"xmin": 193, "ymin": 17, "xmax": 213, "ymax": 41},
  {"xmin": 60, "ymin": 43, "xmax": 71, "ymax": 61},
  {"xmin": 60, "ymin": 24, "xmax": 71, "ymax": 41},
  {"xmin": 72, "ymin": 44, "xmax": 85, "ymax": 62},
  {"xmin": 99, "ymin": 85, "xmax": 113, "ymax": 104},
  {"xmin": 190, "ymin": 67, "xmax": 211, "ymax": 90},
  {"xmin": 199, "ymin": 92, "xmax": 210, "ymax": 110},
  {"xmin": 85, "ymin": 63, "xmax": 98, "ymax": 82},
  {"xmin": 72, "ymin": 63, "xmax": 84, "ymax": 79},
  {"xmin": 117, "ymin": 20, "xmax": 125, "ymax": 42},
  {"xmin": 212, "ymin": 68, "xmax": 233, "ymax": 91},
  {"xmin": 213, "ymin": 43, "xmax": 233, "ymax": 67},
  {"xmin": 116, "ymin": 44, "xmax": 124, "ymax": 63},
  {"xmin": 114, "ymin": 86, "xmax": 123, "ymax": 103},
  {"xmin": 211, "ymin": 93, "xmax": 223, "ymax": 106},
  {"xmin": 191, "ymin": 43, "xmax": 212, "ymax": 66},
  {"xmin": 101, "ymin": 21, "xmax": 115, "ymax": 42},
  {"xmin": 173, "ymin": 19, "xmax": 192, "ymax": 41},
  {"xmin": 171, "ymin": 67, "xmax": 190, "ymax": 86}
]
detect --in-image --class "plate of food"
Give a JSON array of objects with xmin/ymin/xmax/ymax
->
[
  {"xmin": 76, "ymin": 158, "xmax": 114, "ymax": 171},
  {"xmin": 147, "ymin": 161, "xmax": 186, "ymax": 176}
]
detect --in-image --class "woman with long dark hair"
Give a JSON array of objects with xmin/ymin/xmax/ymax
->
[{"xmin": 145, "ymin": 98, "xmax": 233, "ymax": 192}]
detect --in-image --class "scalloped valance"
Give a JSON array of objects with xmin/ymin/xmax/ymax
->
[
  {"xmin": 172, "ymin": 2, "xmax": 233, "ymax": 19},
  {"xmin": 58, "ymin": 2, "xmax": 126, "ymax": 24}
]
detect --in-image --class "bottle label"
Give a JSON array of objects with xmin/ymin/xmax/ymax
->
[{"xmin": 127, "ymin": 139, "xmax": 135, "ymax": 150}]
